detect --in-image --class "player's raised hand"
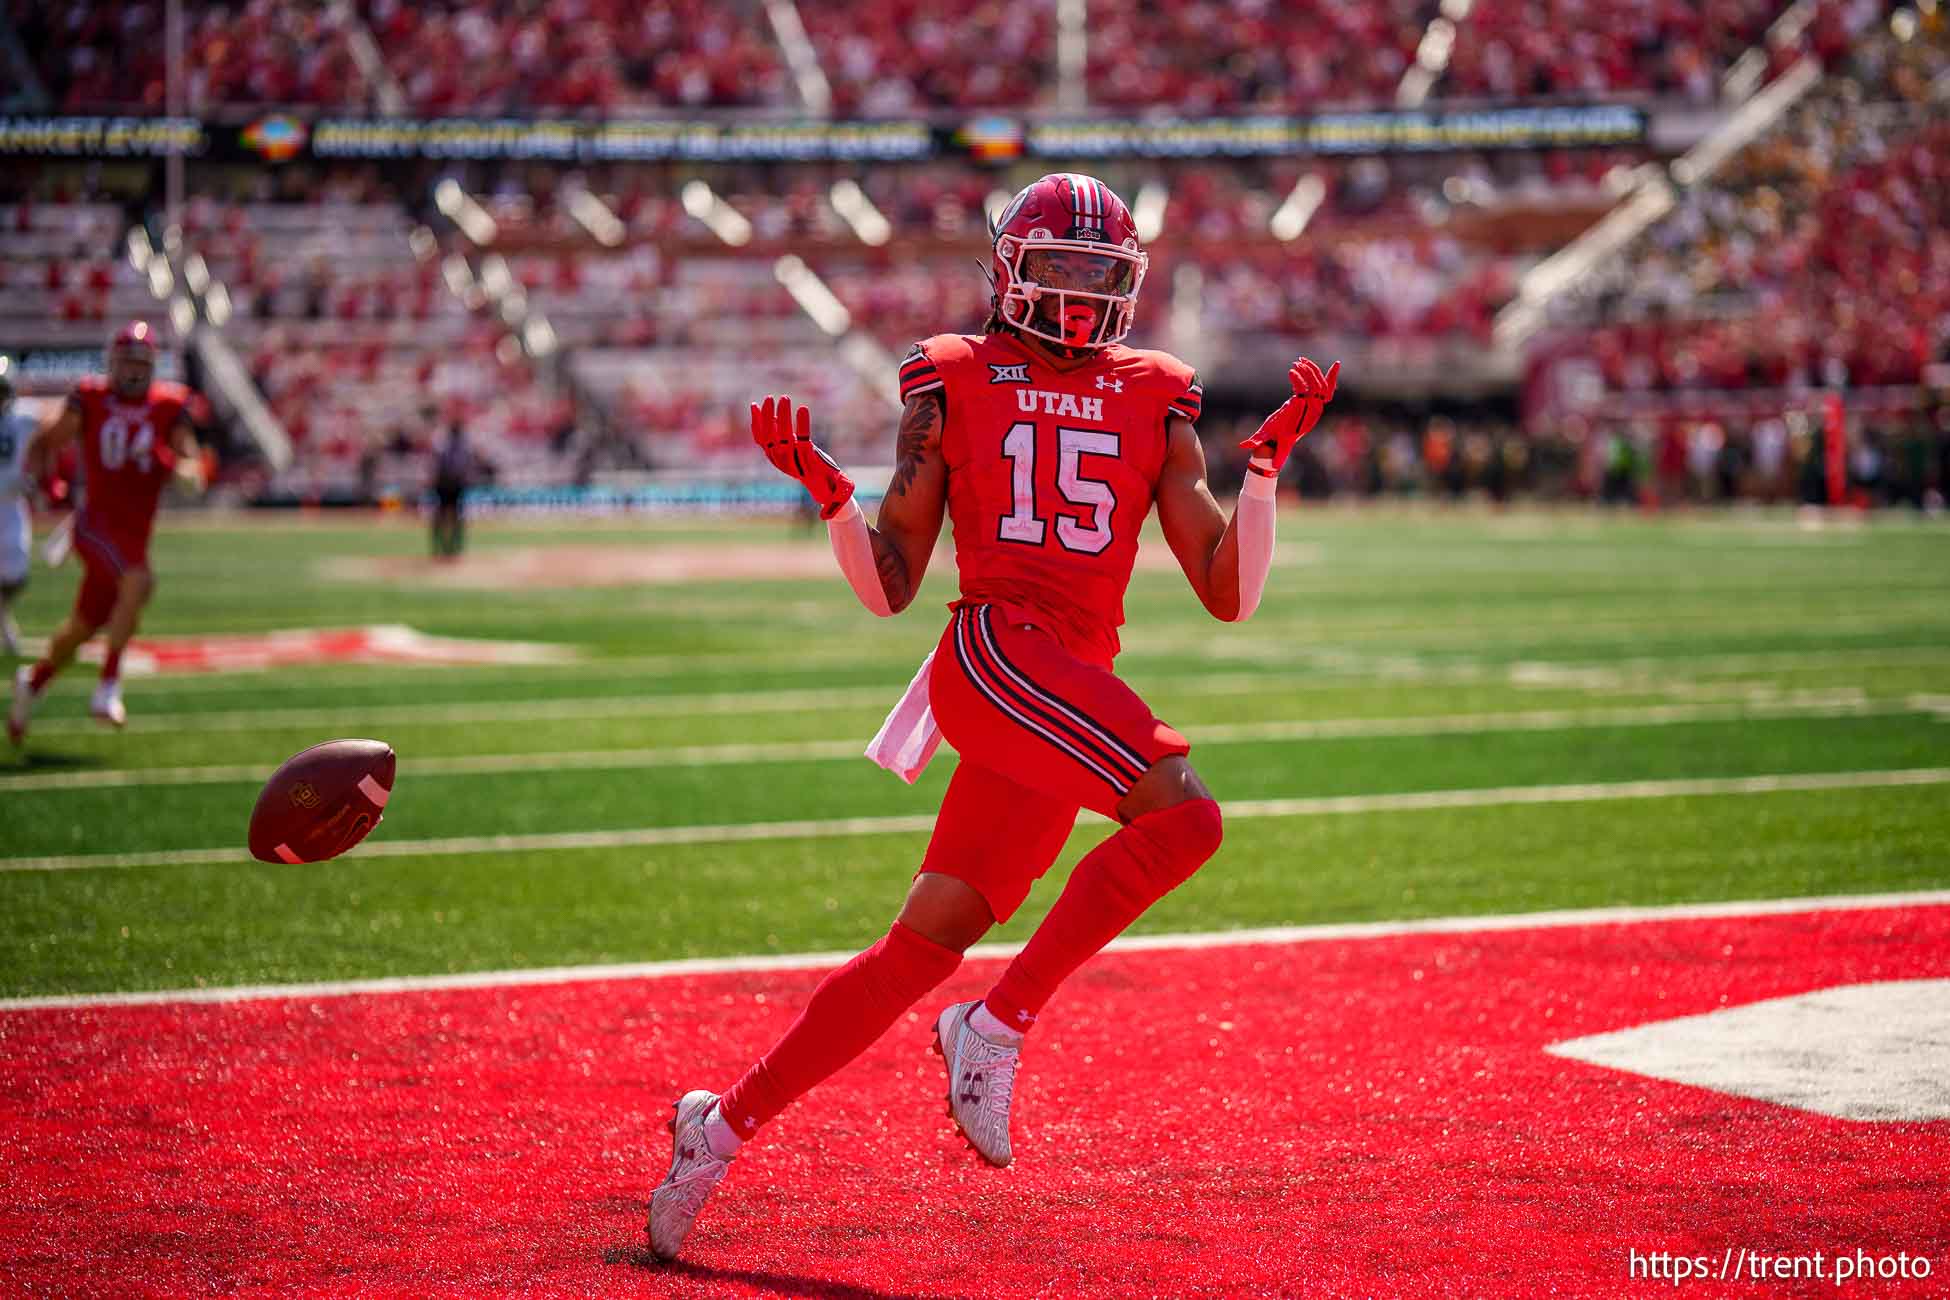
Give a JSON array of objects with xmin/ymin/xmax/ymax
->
[
  {"xmin": 1238, "ymin": 357, "xmax": 1340, "ymax": 469},
  {"xmin": 750, "ymin": 395, "xmax": 856, "ymax": 519}
]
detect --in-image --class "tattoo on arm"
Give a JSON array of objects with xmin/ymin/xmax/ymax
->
[
  {"xmin": 873, "ymin": 536, "xmax": 909, "ymax": 607},
  {"xmin": 887, "ymin": 393, "xmax": 941, "ymax": 500}
]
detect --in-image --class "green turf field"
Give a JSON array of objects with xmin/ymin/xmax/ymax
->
[{"xmin": 2, "ymin": 507, "xmax": 1947, "ymax": 997}]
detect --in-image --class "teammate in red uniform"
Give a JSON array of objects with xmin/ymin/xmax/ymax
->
[
  {"xmin": 649, "ymin": 174, "xmax": 1337, "ymax": 1259},
  {"xmin": 8, "ymin": 322, "xmax": 205, "ymax": 743}
]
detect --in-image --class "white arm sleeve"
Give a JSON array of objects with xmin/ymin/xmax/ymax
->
[
  {"xmin": 826, "ymin": 497, "xmax": 894, "ymax": 617},
  {"xmin": 1231, "ymin": 462, "xmax": 1279, "ymax": 621}
]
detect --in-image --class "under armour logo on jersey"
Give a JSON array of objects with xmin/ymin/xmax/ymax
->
[
  {"xmin": 988, "ymin": 363, "xmax": 1031, "ymax": 385},
  {"xmin": 1095, "ymin": 376, "xmax": 1124, "ymax": 393}
]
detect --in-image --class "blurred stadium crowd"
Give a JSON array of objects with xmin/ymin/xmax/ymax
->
[
  {"xmin": 13, "ymin": 0, "xmax": 1852, "ymax": 114},
  {"xmin": 0, "ymin": 0, "xmax": 1944, "ymax": 509}
]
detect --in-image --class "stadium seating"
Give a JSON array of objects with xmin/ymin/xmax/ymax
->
[
  {"xmin": 0, "ymin": 201, "xmax": 145, "ymax": 349},
  {"xmin": 12, "ymin": 0, "xmax": 367, "ymax": 110},
  {"xmin": 1554, "ymin": 18, "xmax": 1948, "ymax": 404},
  {"xmin": 12, "ymin": 0, "xmax": 1846, "ymax": 114},
  {"xmin": 3, "ymin": 0, "xmax": 1937, "ymax": 506},
  {"xmin": 555, "ymin": 251, "xmax": 895, "ymax": 470},
  {"xmin": 574, "ymin": 344, "xmax": 892, "ymax": 472},
  {"xmin": 1445, "ymin": 0, "xmax": 1787, "ymax": 102},
  {"xmin": 1085, "ymin": 0, "xmax": 1425, "ymax": 110},
  {"xmin": 177, "ymin": 194, "xmax": 574, "ymax": 496},
  {"xmin": 356, "ymin": 0, "xmax": 791, "ymax": 112},
  {"xmin": 798, "ymin": 0, "xmax": 1056, "ymax": 113}
]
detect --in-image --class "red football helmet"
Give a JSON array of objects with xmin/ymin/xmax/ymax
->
[
  {"xmin": 108, "ymin": 319, "xmax": 158, "ymax": 399},
  {"xmin": 113, "ymin": 319, "xmax": 158, "ymax": 353},
  {"xmin": 989, "ymin": 173, "xmax": 1148, "ymax": 350}
]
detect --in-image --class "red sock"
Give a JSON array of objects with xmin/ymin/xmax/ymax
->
[
  {"xmin": 985, "ymin": 799, "xmax": 1222, "ymax": 1032},
  {"xmin": 101, "ymin": 647, "xmax": 122, "ymax": 681},
  {"xmin": 27, "ymin": 660, "xmax": 56, "ymax": 693},
  {"xmin": 717, "ymin": 920, "xmax": 961, "ymax": 1139}
]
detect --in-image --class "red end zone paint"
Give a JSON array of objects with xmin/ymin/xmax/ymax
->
[
  {"xmin": 65, "ymin": 624, "xmax": 576, "ymax": 675},
  {"xmin": 3, "ymin": 908, "xmax": 1946, "ymax": 1297}
]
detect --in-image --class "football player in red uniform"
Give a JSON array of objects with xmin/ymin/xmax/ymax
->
[
  {"xmin": 650, "ymin": 174, "xmax": 1337, "ymax": 1258},
  {"xmin": 9, "ymin": 322, "xmax": 206, "ymax": 744}
]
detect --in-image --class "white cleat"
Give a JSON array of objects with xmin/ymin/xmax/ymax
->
[
  {"xmin": 7, "ymin": 665, "xmax": 32, "ymax": 746},
  {"xmin": 89, "ymin": 679, "xmax": 126, "ymax": 729},
  {"xmin": 648, "ymin": 1089, "xmax": 732, "ymax": 1261},
  {"xmin": 934, "ymin": 1001, "xmax": 1022, "ymax": 1167}
]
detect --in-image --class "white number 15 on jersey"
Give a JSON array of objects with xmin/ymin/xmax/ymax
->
[{"xmin": 997, "ymin": 422, "xmax": 1120, "ymax": 556}]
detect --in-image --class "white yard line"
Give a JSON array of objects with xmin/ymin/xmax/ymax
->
[
  {"xmin": 16, "ymin": 652, "xmax": 1468, "ymax": 726},
  {"xmin": 1910, "ymin": 694, "xmax": 1950, "ymax": 719},
  {"xmin": 4, "ymin": 766, "xmax": 1946, "ymax": 874},
  {"xmin": 16, "ymin": 644, "xmax": 940, "ymax": 695},
  {"xmin": 8, "ymin": 668, "xmax": 1415, "ymax": 736},
  {"xmin": 5, "ymin": 888, "xmax": 1946, "ymax": 1013},
  {"xmin": 0, "ymin": 695, "xmax": 1914, "ymax": 792},
  {"xmin": 22, "ymin": 684, "xmax": 909, "ymax": 734}
]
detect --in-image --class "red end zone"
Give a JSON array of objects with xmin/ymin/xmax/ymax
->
[
  {"xmin": 63, "ymin": 624, "xmax": 576, "ymax": 675},
  {"xmin": 4, "ymin": 906, "xmax": 1946, "ymax": 1297}
]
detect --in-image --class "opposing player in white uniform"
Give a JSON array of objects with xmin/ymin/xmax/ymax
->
[{"xmin": 0, "ymin": 359, "xmax": 37, "ymax": 657}]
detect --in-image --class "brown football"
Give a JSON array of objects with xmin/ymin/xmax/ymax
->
[{"xmin": 248, "ymin": 739, "xmax": 396, "ymax": 864}]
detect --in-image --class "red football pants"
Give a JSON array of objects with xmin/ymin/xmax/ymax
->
[{"xmin": 922, "ymin": 602, "xmax": 1191, "ymax": 922}]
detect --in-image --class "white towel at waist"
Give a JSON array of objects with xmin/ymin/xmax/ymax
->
[{"xmin": 865, "ymin": 648, "xmax": 942, "ymax": 783}]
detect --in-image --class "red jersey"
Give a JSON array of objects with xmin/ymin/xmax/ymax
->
[
  {"xmin": 70, "ymin": 376, "xmax": 191, "ymax": 551},
  {"xmin": 902, "ymin": 332, "xmax": 1203, "ymax": 665}
]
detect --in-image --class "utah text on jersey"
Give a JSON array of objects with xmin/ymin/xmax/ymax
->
[{"xmin": 1014, "ymin": 389, "xmax": 1106, "ymax": 423}]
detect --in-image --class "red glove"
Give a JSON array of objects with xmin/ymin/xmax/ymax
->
[
  {"xmin": 1239, "ymin": 357, "xmax": 1339, "ymax": 473},
  {"xmin": 751, "ymin": 395, "xmax": 855, "ymax": 519}
]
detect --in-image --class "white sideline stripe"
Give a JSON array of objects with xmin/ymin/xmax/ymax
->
[
  {"xmin": 0, "ymin": 695, "xmax": 1916, "ymax": 792},
  {"xmin": 59, "ymin": 641, "xmax": 1950, "ymax": 700},
  {"xmin": 3, "ymin": 766, "xmax": 1947, "ymax": 875},
  {"xmin": 5, "ymin": 889, "xmax": 1948, "ymax": 1013}
]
